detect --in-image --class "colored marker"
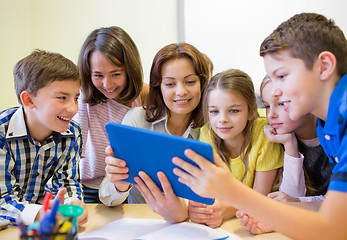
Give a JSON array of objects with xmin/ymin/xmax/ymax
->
[
  {"xmin": 27, "ymin": 221, "xmax": 40, "ymax": 236},
  {"xmin": 40, "ymin": 198, "xmax": 61, "ymax": 235},
  {"xmin": 59, "ymin": 221, "xmax": 72, "ymax": 233},
  {"xmin": 43, "ymin": 192, "xmax": 52, "ymax": 212},
  {"xmin": 56, "ymin": 221, "xmax": 73, "ymax": 240},
  {"xmin": 40, "ymin": 192, "xmax": 52, "ymax": 220}
]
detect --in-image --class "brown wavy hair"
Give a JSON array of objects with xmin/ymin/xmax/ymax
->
[
  {"xmin": 146, "ymin": 43, "xmax": 209, "ymax": 128},
  {"xmin": 78, "ymin": 26, "xmax": 143, "ymax": 106}
]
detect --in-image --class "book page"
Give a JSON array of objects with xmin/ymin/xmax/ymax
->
[
  {"xmin": 140, "ymin": 221, "xmax": 241, "ymax": 240},
  {"xmin": 79, "ymin": 217, "xmax": 240, "ymax": 240}
]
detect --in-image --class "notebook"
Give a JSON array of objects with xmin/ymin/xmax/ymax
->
[{"xmin": 105, "ymin": 122, "xmax": 215, "ymax": 205}]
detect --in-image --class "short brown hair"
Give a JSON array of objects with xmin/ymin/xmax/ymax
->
[
  {"xmin": 260, "ymin": 12, "xmax": 347, "ymax": 77},
  {"xmin": 78, "ymin": 26, "xmax": 143, "ymax": 106},
  {"xmin": 14, "ymin": 49, "xmax": 80, "ymax": 105},
  {"xmin": 146, "ymin": 43, "xmax": 209, "ymax": 128}
]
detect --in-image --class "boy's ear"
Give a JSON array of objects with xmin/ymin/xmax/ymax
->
[
  {"xmin": 317, "ymin": 51, "xmax": 336, "ymax": 81},
  {"xmin": 20, "ymin": 91, "xmax": 36, "ymax": 109}
]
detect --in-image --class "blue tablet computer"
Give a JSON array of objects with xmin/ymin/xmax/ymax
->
[{"xmin": 105, "ymin": 122, "xmax": 215, "ymax": 205}]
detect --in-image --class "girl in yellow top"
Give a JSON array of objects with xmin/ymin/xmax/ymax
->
[{"xmin": 188, "ymin": 69, "xmax": 283, "ymax": 228}]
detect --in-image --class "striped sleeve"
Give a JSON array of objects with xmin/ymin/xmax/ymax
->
[{"xmin": 0, "ymin": 135, "xmax": 28, "ymax": 222}]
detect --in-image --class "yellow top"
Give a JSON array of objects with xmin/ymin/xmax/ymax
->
[
  {"xmin": 257, "ymin": 107, "xmax": 266, "ymax": 117},
  {"xmin": 200, "ymin": 117, "xmax": 283, "ymax": 188}
]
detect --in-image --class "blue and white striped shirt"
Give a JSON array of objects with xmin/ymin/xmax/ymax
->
[{"xmin": 0, "ymin": 106, "xmax": 83, "ymax": 222}]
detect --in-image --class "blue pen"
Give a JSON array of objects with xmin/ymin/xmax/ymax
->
[{"xmin": 40, "ymin": 198, "xmax": 61, "ymax": 235}]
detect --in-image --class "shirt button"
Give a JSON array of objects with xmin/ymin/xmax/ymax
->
[
  {"xmin": 335, "ymin": 157, "xmax": 339, "ymax": 163},
  {"xmin": 31, "ymin": 193, "xmax": 35, "ymax": 197},
  {"xmin": 36, "ymin": 172, "xmax": 39, "ymax": 176},
  {"xmin": 325, "ymin": 135, "xmax": 330, "ymax": 140}
]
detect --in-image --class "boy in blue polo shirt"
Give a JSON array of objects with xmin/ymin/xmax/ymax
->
[
  {"xmin": 0, "ymin": 50, "xmax": 88, "ymax": 225},
  {"xmin": 172, "ymin": 13, "xmax": 347, "ymax": 239}
]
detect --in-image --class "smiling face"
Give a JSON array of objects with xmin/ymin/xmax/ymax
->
[
  {"xmin": 26, "ymin": 79, "xmax": 80, "ymax": 142},
  {"xmin": 208, "ymin": 88, "xmax": 251, "ymax": 145},
  {"xmin": 160, "ymin": 58, "xmax": 201, "ymax": 119},
  {"xmin": 90, "ymin": 50, "xmax": 127, "ymax": 100},
  {"xmin": 262, "ymin": 81, "xmax": 304, "ymax": 134},
  {"xmin": 264, "ymin": 50, "xmax": 322, "ymax": 121}
]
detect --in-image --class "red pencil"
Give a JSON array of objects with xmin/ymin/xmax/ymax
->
[{"xmin": 43, "ymin": 192, "xmax": 52, "ymax": 212}]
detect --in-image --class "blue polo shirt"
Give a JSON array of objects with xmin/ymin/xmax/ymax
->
[{"xmin": 316, "ymin": 74, "xmax": 347, "ymax": 192}]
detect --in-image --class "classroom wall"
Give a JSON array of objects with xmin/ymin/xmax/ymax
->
[
  {"xmin": 0, "ymin": 0, "xmax": 178, "ymax": 111},
  {"xmin": 1, "ymin": 1, "xmax": 346, "ymax": 111},
  {"xmin": 183, "ymin": 0, "xmax": 347, "ymax": 93}
]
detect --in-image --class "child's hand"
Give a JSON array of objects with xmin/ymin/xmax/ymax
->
[
  {"xmin": 70, "ymin": 199, "xmax": 88, "ymax": 225},
  {"xmin": 263, "ymin": 125, "xmax": 293, "ymax": 144},
  {"xmin": 268, "ymin": 191, "xmax": 300, "ymax": 202},
  {"xmin": 263, "ymin": 125, "xmax": 299, "ymax": 157},
  {"xmin": 55, "ymin": 188, "xmax": 67, "ymax": 204},
  {"xmin": 135, "ymin": 171, "xmax": 188, "ymax": 223},
  {"xmin": 35, "ymin": 188, "xmax": 66, "ymax": 221},
  {"xmin": 188, "ymin": 199, "xmax": 230, "ymax": 228},
  {"xmin": 236, "ymin": 210, "xmax": 273, "ymax": 235},
  {"xmin": 105, "ymin": 146, "xmax": 131, "ymax": 192},
  {"xmin": 188, "ymin": 201, "xmax": 210, "ymax": 224},
  {"xmin": 173, "ymin": 149, "xmax": 233, "ymax": 200}
]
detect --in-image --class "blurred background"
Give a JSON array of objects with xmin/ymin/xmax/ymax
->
[{"xmin": 1, "ymin": 0, "xmax": 346, "ymax": 110}]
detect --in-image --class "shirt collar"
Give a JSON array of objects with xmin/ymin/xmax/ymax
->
[
  {"xmin": 6, "ymin": 106, "xmax": 29, "ymax": 140},
  {"xmin": 5, "ymin": 106, "xmax": 74, "ymax": 143},
  {"xmin": 152, "ymin": 113, "xmax": 200, "ymax": 139}
]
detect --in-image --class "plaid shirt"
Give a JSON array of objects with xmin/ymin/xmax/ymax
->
[{"xmin": 0, "ymin": 106, "xmax": 83, "ymax": 222}]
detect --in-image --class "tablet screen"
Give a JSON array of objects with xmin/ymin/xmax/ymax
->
[{"xmin": 105, "ymin": 122, "xmax": 215, "ymax": 205}]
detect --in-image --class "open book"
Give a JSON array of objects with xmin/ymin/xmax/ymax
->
[{"xmin": 79, "ymin": 217, "xmax": 241, "ymax": 240}]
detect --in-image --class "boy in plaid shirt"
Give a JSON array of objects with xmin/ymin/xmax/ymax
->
[{"xmin": 0, "ymin": 50, "xmax": 88, "ymax": 225}]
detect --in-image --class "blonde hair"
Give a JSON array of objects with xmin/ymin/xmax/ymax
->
[
  {"xmin": 259, "ymin": 75, "xmax": 271, "ymax": 102},
  {"xmin": 203, "ymin": 69, "xmax": 258, "ymax": 180}
]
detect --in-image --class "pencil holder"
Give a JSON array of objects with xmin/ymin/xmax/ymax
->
[
  {"xmin": 20, "ymin": 231, "xmax": 77, "ymax": 240},
  {"xmin": 18, "ymin": 203, "xmax": 83, "ymax": 240}
]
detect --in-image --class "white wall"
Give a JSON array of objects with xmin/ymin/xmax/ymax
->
[
  {"xmin": 183, "ymin": 0, "xmax": 347, "ymax": 93},
  {"xmin": 0, "ymin": 1, "xmax": 33, "ymax": 110},
  {"xmin": 1, "ymin": 1, "xmax": 346, "ymax": 110},
  {"xmin": 0, "ymin": 0, "xmax": 178, "ymax": 110}
]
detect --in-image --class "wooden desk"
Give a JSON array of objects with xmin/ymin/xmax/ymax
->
[{"xmin": 0, "ymin": 204, "xmax": 290, "ymax": 239}]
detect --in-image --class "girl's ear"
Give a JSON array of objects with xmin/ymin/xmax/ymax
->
[
  {"xmin": 20, "ymin": 91, "xmax": 36, "ymax": 109},
  {"xmin": 318, "ymin": 51, "xmax": 337, "ymax": 81},
  {"xmin": 248, "ymin": 110, "xmax": 256, "ymax": 121}
]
